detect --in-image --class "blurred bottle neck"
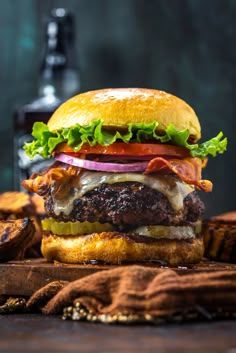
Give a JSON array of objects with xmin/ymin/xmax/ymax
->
[{"xmin": 38, "ymin": 8, "xmax": 80, "ymax": 106}]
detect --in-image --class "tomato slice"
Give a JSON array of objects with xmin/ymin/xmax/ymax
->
[{"xmin": 55, "ymin": 142, "xmax": 190, "ymax": 158}]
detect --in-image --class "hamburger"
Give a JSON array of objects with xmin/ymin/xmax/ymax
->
[{"xmin": 22, "ymin": 88, "xmax": 227, "ymax": 265}]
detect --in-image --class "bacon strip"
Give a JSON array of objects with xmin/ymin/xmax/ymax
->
[
  {"xmin": 144, "ymin": 157, "xmax": 212, "ymax": 192},
  {"xmin": 22, "ymin": 156, "xmax": 212, "ymax": 196},
  {"xmin": 22, "ymin": 163, "xmax": 81, "ymax": 197}
]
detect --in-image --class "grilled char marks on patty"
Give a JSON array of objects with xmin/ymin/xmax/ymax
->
[{"xmin": 45, "ymin": 182, "xmax": 204, "ymax": 229}]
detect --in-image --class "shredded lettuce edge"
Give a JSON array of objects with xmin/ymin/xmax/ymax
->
[{"xmin": 24, "ymin": 119, "xmax": 227, "ymax": 160}]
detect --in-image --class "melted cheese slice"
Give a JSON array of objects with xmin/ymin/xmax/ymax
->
[{"xmin": 52, "ymin": 171, "xmax": 194, "ymax": 216}]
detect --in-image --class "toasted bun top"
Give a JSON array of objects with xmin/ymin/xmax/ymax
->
[{"xmin": 48, "ymin": 88, "xmax": 201, "ymax": 141}]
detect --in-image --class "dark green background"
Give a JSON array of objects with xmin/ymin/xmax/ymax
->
[{"xmin": 0, "ymin": 0, "xmax": 235, "ymax": 216}]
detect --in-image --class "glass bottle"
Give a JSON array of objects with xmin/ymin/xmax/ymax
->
[{"xmin": 13, "ymin": 8, "xmax": 80, "ymax": 190}]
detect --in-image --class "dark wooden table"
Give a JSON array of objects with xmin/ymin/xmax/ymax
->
[{"xmin": 0, "ymin": 314, "xmax": 236, "ymax": 353}]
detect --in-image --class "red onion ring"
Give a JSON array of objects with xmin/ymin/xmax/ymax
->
[{"xmin": 55, "ymin": 153, "xmax": 148, "ymax": 172}]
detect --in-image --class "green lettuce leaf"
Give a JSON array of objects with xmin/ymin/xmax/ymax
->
[{"xmin": 24, "ymin": 119, "xmax": 227, "ymax": 160}]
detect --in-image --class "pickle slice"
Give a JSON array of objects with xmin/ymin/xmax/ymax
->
[
  {"xmin": 133, "ymin": 225, "xmax": 197, "ymax": 240},
  {"xmin": 42, "ymin": 218, "xmax": 114, "ymax": 235}
]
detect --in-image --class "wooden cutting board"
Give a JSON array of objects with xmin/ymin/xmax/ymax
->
[{"xmin": 1, "ymin": 258, "xmax": 236, "ymax": 296}]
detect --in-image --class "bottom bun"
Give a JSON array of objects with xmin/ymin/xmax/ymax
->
[{"xmin": 41, "ymin": 231, "xmax": 204, "ymax": 266}]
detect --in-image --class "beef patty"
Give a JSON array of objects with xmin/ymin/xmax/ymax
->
[{"xmin": 45, "ymin": 182, "xmax": 204, "ymax": 230}]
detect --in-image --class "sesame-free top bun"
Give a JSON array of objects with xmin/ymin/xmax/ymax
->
[{"xmin": 48, "ymin": 88, "xmax": 201, "ymax": 141}]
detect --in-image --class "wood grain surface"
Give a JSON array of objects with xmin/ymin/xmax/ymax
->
[{"xmin": 1, "ymin": 258, "xmax": 236, "ymax": 296}]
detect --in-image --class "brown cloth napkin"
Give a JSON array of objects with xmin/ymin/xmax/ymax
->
[
  {"xmin": 1, "ymin": 265, "xmax": 236, "ymax": 323},
  {"xmin": 23, "ymin": 265, "xmax": 236, "ymax": 323}
]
